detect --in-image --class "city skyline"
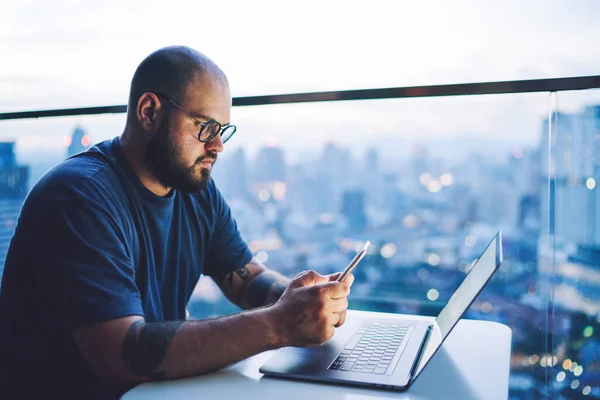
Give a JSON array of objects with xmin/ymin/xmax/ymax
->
[
  {"xmin": 0, "ymin": 96, "xmax": 598, "ymax": 399},
  {"xmin": 8, "ymin": 99, "xmax": 600, "ymax": 170}
]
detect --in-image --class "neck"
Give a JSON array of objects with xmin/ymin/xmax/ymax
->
[{"xmin": 119, "ymin": 129, "xmax": 172, "ymax": 197}]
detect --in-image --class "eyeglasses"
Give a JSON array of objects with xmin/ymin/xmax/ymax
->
[{"xmin": 154, "ymin": 92, "xmax": 236, "ymax": 144}]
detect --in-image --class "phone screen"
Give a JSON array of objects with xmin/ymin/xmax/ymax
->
[{"xmin": 337, "ymin": 241, "xmax": 370, "ymax": 282}]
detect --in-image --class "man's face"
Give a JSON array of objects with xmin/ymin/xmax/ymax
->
[{"xmin": 145, "ymin": 75, "xmax": 231, "ymax": 193}]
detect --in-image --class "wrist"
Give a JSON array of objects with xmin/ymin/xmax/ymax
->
[{"xmin": 260, "ymin": 304, "xmax": 289, "ymax": 349}]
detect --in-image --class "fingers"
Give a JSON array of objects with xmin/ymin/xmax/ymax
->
[
  {"xmin": 334, "ymin": 310, "xmax": 347, "ymax": 328},
  {"xmin": 319, "ymin": 326, "xmax": 335, "ymax": 345},
  {"xmin": 327, "ymin": 272, "xmax": 342, "ymax": 281},
  {"xmin": 318, "ymin": 280, "xmax": 351, "ymax": 299},
  {"xmin": 326, "ymin": 272, "xmax": 355, "ymax": 287},
  {"xmin": 328, "ymin": 296, "xmax": 348, "ymax": 314},
  {"xmin": 291, "ymin": 270, "xmax": 329, "ymax": 288},
  {"xmin": 323, "ymin": 298, "xmax": 348, "ymax": 330},
  {"xmin": 341, "ymin": 273, "xmax": 354, "ymax": 287}
]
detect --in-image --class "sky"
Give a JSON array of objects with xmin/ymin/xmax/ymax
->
[{"xmin": 0, "ymin": 0, "xmax": 599, "ymax": 162}]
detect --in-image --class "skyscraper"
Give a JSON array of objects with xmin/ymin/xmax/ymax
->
[
  {"xmin": 319, "ymin": 142, "xmax": 351, "ymax": 212},
  {"xmin": 509, "ymin": 149, "xmax": 541, "ymax": 232},
  {"xmin": 538, "ymin": 106, "xmax": 600, "ymax": 318},
  {"xmin": 476, "ymin": 178, "xmax": 521, "ymax": 229},
  {"xmin": 216, "ymin": 147, "xmax": 250, "ymax": 201},
  {"xmin": 539, "ymin": 107, "xmax": 600, "ymax": 245},
  {"xmin": 253, "ymin": 144, "xmax": 286, "ymax": 183},
  {"xmin": 364, "ymin": 148, "xmax": 385, "ymax": 207},
  {"xmin": 66, "ymin": 125, "xmax": 92, "ymax": 158},
  {"xmin": 341, "ymin": 189, "xmax": 367, "ymax": 233},
  {"xmin": 250, "ymin": 144, "xmax": 287, "ymax": 204},
  {"xmin": 0, "ymin": 142, "xmax": 29, "ymax": 280},
  {"xmin": 365, "ymin": 148, "xmax": 379, "ymax": 173}
]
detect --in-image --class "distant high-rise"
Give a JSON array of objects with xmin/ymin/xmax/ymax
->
[
  {"xmin": 510, "ymin": 148, "xmax": 540, "ymax": 197},
  {"xmin": 476, "ymin": 179, "xmax": 521, "ymax": 229},
  {"xmin": 0, "ymin": 143, "xmax": 28, "ymax": 199},
  {"xmin": 250, "ymin": 144, "xmax": 287, "ymax": 204},
  {"xmin": 320, "ymin": 142, "xmax": 351, "ymax": 212},
  {"xmin": 365, "ymin": 148, "xmax": 379, "ymax": 173},
  {"xmin": 509, "ymin": 149, "xmax": 541, "ymax": 231},
  {"xmin": 364, "ymin": 148, "xmax": 385, "ymax": 207},
  {"xmin": 217, "ymin": 148, "xmax": 250, "ymax": 201},
  {"xmin": 341, "ymin": 189, "xmax": 367, "ymax": 233},
  {"xmin": 0, "ymin": 143, "xmax": 16, "ymax": 169},
  {"xmin": 539, "ymin": 107, "xmax": 600, "ymax": 245},
  {"xmin": 253, "ymin": 145, "xmax": 286, "ymax": 183},
  {"xmin": 66, "ymin": 126, "xmax": 92, "ymax": 158},
  {"xmin": 0, "ymin": 142, "xmax": 29, "ymax": 280},
  {"xmin": 410, "ymin": 143, "xmax": 429, "ymax": 180},
  {"xmin": 537, "ymin": 107, "xmax": 600, "ymax": 319}
]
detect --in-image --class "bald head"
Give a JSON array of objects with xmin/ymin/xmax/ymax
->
[{"xmin": 127, "ymin": 46, "xmax": 228, "ymax": 120}]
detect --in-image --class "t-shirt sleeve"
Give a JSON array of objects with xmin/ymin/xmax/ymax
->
[
  {"xmin": 31, "ymin": 195, "xmax": 144, "ymax": 330},
  {"xmin": 203, "ymin": 182, "xmax": 254, "ymax": 282}
]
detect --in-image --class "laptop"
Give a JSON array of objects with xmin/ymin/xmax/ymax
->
[{"xmin": 259, "ymin": 231, "xmax": 503, "ymax": 390}]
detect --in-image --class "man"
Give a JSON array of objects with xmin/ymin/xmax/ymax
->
[{"xmin": 0, "ymin": 46, "xmax": 352, "ymax": 399}]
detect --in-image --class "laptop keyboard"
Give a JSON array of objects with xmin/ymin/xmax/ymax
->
[{"xmin": 328, "ymin": 321, "xmax": 412, "ymax": 375}]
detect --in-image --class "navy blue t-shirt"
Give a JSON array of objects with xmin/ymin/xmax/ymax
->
[{"xmin": 0, "ymin": 137, "xmax": 253, "ymax": 398}]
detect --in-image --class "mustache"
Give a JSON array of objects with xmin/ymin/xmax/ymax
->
[{"xmin": 197, "ymin": 151, "xmax": 218, "ymax": 164}]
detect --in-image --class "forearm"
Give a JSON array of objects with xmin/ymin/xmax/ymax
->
[
  {"xmin": 120, "ymin": 307, "xmax": 282, "ymax": 384},
  {"xmin": 241, "ymin": 270, "xmax": 290, "ymax": 310}
]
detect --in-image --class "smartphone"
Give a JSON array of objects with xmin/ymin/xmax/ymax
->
[{"xmin": 337, "ymin": 241, "xmax": 370, "ymax": 282}]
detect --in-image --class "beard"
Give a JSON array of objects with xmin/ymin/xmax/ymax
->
[{"xmin": 145, "ymin": 118, "xmax": 217, "ymax": 193}]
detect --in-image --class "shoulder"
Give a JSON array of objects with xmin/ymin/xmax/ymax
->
[{"xmin": 25, "ymin": 139, "xmax": 125, "ymax": 211}]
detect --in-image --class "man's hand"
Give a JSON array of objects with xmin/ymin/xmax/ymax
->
[
  {"xmin": 270, "ymin": 270, "xmax": 354, "ymax": 347},
  {"xmin": 325, "ymin": 272, "xmax": 354, "ymax": 327}
]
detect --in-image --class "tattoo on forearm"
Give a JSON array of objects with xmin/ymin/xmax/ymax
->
[
  {"xmin": 225, "ymin": 266, "xmax": 252, "ymax": 287},
  {"xmin": 121, "ymin": 320, "xmax": 184, "ymax": 380},
  {"xmin": 246, "ymin": 271, "xmax": 288, "ymax": 308},
  {"xmin": 272, "ymin": 282, "xmax": 287, "ymax": 299},
  {"xmin": 237, "ymin": 266, "xmax": 251, "ymax": 280}
]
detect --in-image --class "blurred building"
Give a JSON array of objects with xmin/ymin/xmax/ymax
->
[
  {"xmin": 540, "ymin": 107, "xmax": 600, "ymax": 245},
  {"xmin": 538, "ymin": 106, "xmax": 600, "ymax": 318},
  {"xmin": 447, "ymin": 183, "xmax": 478, "ymax": 227},
  {"xmin": 0, "ymin": 142, "xmax": 29, "ymax": 279},
  {"xmin": 253, "ymin": 144, "xmax": 286, "ymax": 183},
  {"xmin": 341, "ymin": 189, "xmax": 367, "ymax": 233},
  {"xmin": 364, "ymin": 148, "xmax": 386, "ymax": 207},
  {"xmin": 66, "ymin": 126, "xmax": 92, "ymax": 158},
  {"xmin": 410, "ymin": 143, "xmax": 429, "ymax": 183},
  {"xmin": 249, "ymin": 144, "xmax": 287, "ymax": 205},
  {"xmin": 286, "ymin": 169, "xmax": 333, "ymax": 216},
  {"xmin": 476, "ymin": 177, "xmax": 521, "ymax": 229},
  {"xmin": 215, "ymin": 147, "xmax": 250, "ymax": 201},
  {"xmin": 319, "ymin": 142, "xmax": 351, "ymax": 212}
]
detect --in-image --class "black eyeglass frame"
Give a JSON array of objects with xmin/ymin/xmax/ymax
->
[{"xmin": 154, "ymin": 92, "xmax": 236, "ymax": 144}]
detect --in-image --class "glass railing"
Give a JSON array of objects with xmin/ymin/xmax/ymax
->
[{"xmin": 1, "ymin": 79, "xmax": 599, "ymax": 399}]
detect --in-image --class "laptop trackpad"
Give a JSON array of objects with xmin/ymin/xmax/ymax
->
[{"xmin": 261, "ymin": 343, "xmax": 339, "ymax": 374}]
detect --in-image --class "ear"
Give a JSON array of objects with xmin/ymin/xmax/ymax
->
[{"xmin": 136, "ymin": 92, "xmax": 165, "ymax": 132}]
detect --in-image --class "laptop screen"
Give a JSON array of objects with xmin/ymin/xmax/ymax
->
[{"xmin": 413, "ymin": 231, "xmax": 503, "ymax": 378}]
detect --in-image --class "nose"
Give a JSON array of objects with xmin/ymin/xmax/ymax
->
[{"xmin": 204, "ymin": 133, "xmax": 224, "ymax": 153}]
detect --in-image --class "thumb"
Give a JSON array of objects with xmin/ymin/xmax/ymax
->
[{"xmin": 290, "ymin": 270, "xmax": 329, "ymax": 288}]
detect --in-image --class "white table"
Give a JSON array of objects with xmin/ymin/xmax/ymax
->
[{"xmin": 122, "ymin": 310, "xmax": 512, "ymax": 400}]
